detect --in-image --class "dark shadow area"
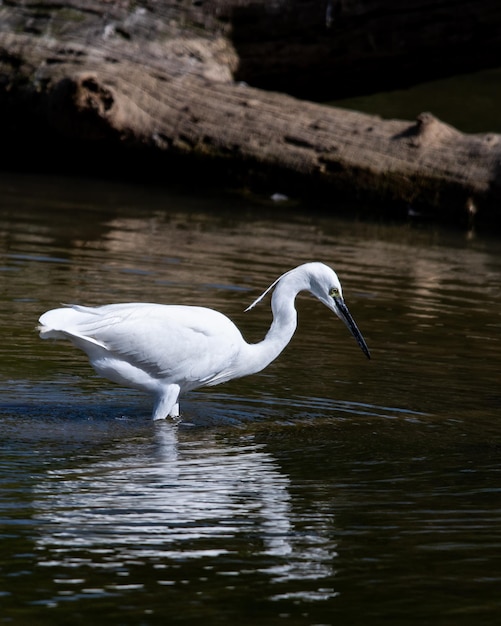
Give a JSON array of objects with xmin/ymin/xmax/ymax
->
[{"xmin": 229, "ymin": 0, "xmax": 501, "ymax": 101}]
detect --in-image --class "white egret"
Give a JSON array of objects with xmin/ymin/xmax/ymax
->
[{"xmin": 38, "ymin": 262, "xmax": 370, "ymax": 420}]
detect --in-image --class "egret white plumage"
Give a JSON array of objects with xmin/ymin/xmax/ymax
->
[{"xmin": 38, "ymin": 262, "xmax": 370, "ymax": 420}]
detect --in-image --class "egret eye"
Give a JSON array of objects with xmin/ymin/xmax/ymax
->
[{"xmin": 329, "ymin": 287, "xmax": 339, "ymax": 297}]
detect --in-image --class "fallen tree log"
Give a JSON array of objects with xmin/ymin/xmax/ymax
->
[{"xmin": 1, "ymin": 1, "xmax": 501, "ymax": 225}]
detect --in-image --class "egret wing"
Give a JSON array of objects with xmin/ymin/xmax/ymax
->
[{"xmin": 51, "ymin": 303, "xmax": 244, "ymax": 387}]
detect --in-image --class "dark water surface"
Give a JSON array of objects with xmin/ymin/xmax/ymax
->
[
  {"xmin": 0, "ymin": 173, "xmax": 500, "ymax": 625},
  {"xmin": 333, "ymin": 67, "xmax": 501, "ymax": 133}
]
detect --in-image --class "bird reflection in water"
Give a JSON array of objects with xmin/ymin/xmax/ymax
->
[{"xmin": 33, "ymin": 423, "xmax": 338, "ymax": 599}]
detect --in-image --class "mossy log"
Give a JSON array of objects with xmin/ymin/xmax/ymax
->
[{"xmin": 1, "ymin": 1, "xmax": 501, "ymax": 224}]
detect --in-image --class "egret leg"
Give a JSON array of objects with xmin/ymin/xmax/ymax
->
[{"xmin": 152, "ymin": 385, "xmax": 180, "ymax": 421}]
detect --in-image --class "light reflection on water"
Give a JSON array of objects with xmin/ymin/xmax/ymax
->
[
  {"xmin": 33, "ymin": 424, "xmax": 337, "ymax": 595},
  {"xmin": 0, "ymin": 173, "xmax": 501, "ymax": 624}
]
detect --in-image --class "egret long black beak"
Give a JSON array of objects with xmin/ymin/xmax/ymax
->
[{"xmin": 335, "ymin": 298, "xmax": 371, "ymax": 359}]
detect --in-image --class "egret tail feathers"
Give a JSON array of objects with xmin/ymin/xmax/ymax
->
[{"xmin": 38, "ymin": 306, "xmax": 108, "ymax": 349}]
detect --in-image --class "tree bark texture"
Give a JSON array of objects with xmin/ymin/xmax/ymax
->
[{"xmin": 1, "ymin": 1, "xmax": 501, "ymax": 224}]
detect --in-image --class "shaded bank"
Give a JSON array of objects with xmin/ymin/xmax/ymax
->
[{"xmin": 1, "ymin": 1, "xmax": 501, "ymax": 225}]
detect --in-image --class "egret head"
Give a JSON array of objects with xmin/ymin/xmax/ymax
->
[
  {"xmin": 307, "ymin": 263, "xmax": 371, "ymax": 359},
  {"xmin": 246, "ymin": 262, "xmax": 371, "ymax": 359}
]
